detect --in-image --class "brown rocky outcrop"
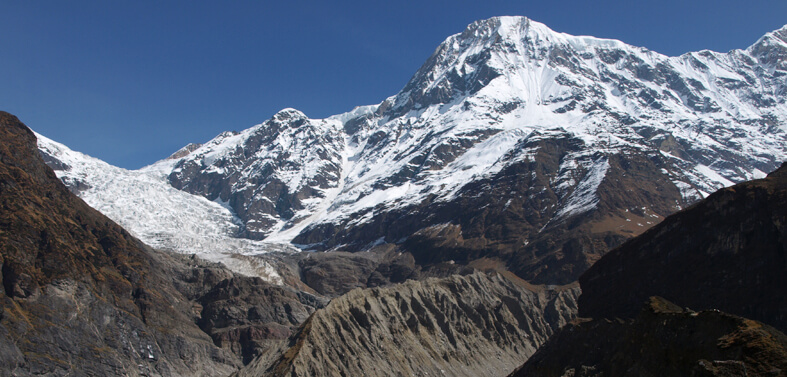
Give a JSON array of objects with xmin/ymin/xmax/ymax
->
[
  {"xmin": 195, "ymin": 275, "xmax": 326, "ymax": 364},
  {"xmin": 236, "ymin": 272, "xmax": 579, "ymax": 377}
]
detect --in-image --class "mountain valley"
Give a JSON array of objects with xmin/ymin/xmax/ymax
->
[{"xmin": 2, "ymin": 15, "xmax": 786, "ymax": 377}]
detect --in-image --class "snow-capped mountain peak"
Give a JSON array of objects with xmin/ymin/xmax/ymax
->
[
  {"xmin": 748, "ymin": 23, "xmax": 787, "ymax": 70},
  {"xmin": 151, "ymin": 15, "xmax": 786, "ymax": 250},
  {"xmin": 38, "ymin": 16, "xmax": 787, "ymax": 284},
  {"xmin": 271, "ymin": 107, "xmax": 309, "ymax": 123},
  {"xmin": 160, "ymin": 107, "xmax": 346, "ymax": 240},
  {"xmin": 385, "ymin": 16, "xmax": 638, "ymax": 118}
]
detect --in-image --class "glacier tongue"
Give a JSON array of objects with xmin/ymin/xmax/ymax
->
[{"xmin": 36, "ymin": 133, "xmax": 289, "ymax": 284}]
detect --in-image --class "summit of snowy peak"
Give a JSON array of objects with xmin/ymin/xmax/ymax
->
[
  {"xmin": 764, "ymin": 24, "xmax": 787, "ymax": 44},
  {"xmin": 167, "ymin": 142, "xmax": 203, "ymax": 160},
  {"xmin": 747, "ymin": 24, "xmax": 787, "ymax": 69},
  {"xmin": 456, "ymin": 16, "xmax": 525, "ymax": 41},
  {"xmin": 385, "ymin": 16, "xmax": 639, "ymax": 117},
  {"xmin": 453, "ymin": 16, "xmax": 632, "ymax": 58},
  {"xmin": 261, "ymin": 108, "xmax": 313, "ymax": 131},
  {"xmin": 386, "ymin": 17, "xmax": 519, "ymax": 116},
  {"xmin": 272, "ymin": 108, "xmax": 308, "ymax": 122},
  {"xmin": 457, "ymin": 16, "xmax": 555, "ymax": 43}
]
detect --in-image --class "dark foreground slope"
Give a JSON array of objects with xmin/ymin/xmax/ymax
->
[
  {"xmin": 236, "ymin": 272, "xmax": 579, "ymax": 377},
  {"xmin": 579, "ymin": 163, "xmax": 787, "ymax": 331},
  {"xmin": 0, "ymin": 111, "xmax": 236, "ymax": 375},
  {"xmin": 511, "ymin": 163, "xmax": 787, "ymax": 376},
  {"xmin": 0, "ymin": 112, "xmax": 322, "ymax": 376},
  {"xmin": 512, "ymin": 297, "xmax": 787, "ymax": 377}
]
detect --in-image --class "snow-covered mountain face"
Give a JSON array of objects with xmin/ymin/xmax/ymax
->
[
  {"xmin": 166, "ymin": 108, "xmax": 346, "ymax": 240},
  {"xmin": 39, "ymin": 16, "xmax": 787, "ymax": 284}
]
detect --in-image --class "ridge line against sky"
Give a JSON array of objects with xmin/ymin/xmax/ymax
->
[{"xmin": 2, "ymin": 1, "xmax": 785, "ymax": 169}]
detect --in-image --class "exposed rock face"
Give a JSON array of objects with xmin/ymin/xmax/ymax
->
[
  {"xmin": 578, "ymin": 162, "xmax": 787, "ymax": 332},
  {"xmin": 194, "ymin": 274, "xmax": 327, "ymax": 364},
  {"xmin": 251, "ymin": 246, "xmax": 477, "ymax": 299},
  {"xmin": 167, "ymin": 142, "xmax": 203, "ymax": 160},
  {"xmin": 236, "ymin": 272, "xmax": 579, "ymax": 377},
  {"xmin": 0, "ymin": 112, "xmax": 322, "ymax": 376},
  {"xmin": 297, "ymin": 249, "xmax": 420, "ymax": 297},
  {"xmin": 511, "ymin": 297, "xmax": 787, "ymax": 377}
]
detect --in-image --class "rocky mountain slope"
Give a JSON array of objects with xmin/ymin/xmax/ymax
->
[
  {"xmin": 0, "ymin": 112, "xmax": 323, "ymax": 376},
  {"xmin": 38, "ymin": 16, "xmax": 787, "ymax": 285},
  {"xmin": 236, "ymin": 272, "xmax": 579, "ymax": 377},
  {"xmin": 511, "ymin": 297, "xmax": 787, "ymax": 377},
  {"xmin": 578, "ymin": 162, "xmax": 787, "ymax": 332},
  {"xmin": 509, "ymin": 163, "xmax": 787, "ymax": 376}
]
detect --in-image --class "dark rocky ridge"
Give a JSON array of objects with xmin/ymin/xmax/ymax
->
[
  {"xmin": 194, "ymin": 274, "xmax": 326, "ymax": 365},
  {"xmin": 578, "ymin": 162, "xmax": 787, "ymax": 332},
  {"xmin": 0, "ymin": 112, "xmax": 321, "ymax": 375},
  {"xmin": 511, "ymin": 297, "xmax": 787, "ymax": 377},
  {"xmin": 509, "ymin": 163, "xmax": 787, "ymax": 376},
  {"xmin": 0, "ymin": 112, "xmax": 234, "ymax": 375},
  {"xmin": 257, "ymin": 245, "xmax": 482, "ymax": 299},
  {"xmin": 236, "ymin": 272, "xmax": 579, "ymax": 377}
]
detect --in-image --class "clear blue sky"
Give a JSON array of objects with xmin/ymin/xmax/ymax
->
[{"xmin": 2, "ymin": 1, "xmax": 785, "ymax": 169}]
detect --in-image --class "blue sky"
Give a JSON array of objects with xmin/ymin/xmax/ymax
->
[{"xmin": 2, "ymin": 1, "xmax": 785, "ymax": 169}]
